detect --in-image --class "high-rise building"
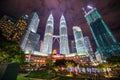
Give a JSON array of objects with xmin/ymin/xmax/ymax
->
[
  {"xmin": 60, "ymin": 15, "xmax": 70, "ymax": 54},
  {"xmin": 84, "ymin": 36, "xmax": 93, "ymax": 55},
  {"xmin": 70, "ymin": 40, "xmax": 77, "ymax": 53},
  {"xmin": 28, "ymin": 12, "xmax": 39, "ymax": 33},
  {"xmin": 84, "ymin": 8, "xmax": 120, "ymax": 58},
  {"xmin": 73, "ymin": 26, "xmax": 88, "ymax": 56},
  {"xmin": 13, "ymin": 15, "xmax": 28, "ymax": 43},
  {"xmin": 0, "ymin": 15, "xmax": 15, "ymax": 40},
  {"xmin": 34, "ymin": 39, "xmax": 40, "ymax": 52},
  {"xmin": 0, "ymin": 15, "xmax": 28, "ymax": 43},
  {"xmin": 42, "ymin": 13, "xmax": 54, "ymax": 54},
  {"xmin": 20, "ymin": 12, "xmax": 40, "ymax": 51},
  {"xmin": 24, "ymin": 31, "xmax": 40, "ymax": 51},
  {"xmin": 40, "ymin": 40, "xmax": 44, "ymax": 52}
]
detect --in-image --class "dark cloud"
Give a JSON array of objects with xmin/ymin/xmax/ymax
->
[{"xmin": 0, "ymin": 0, "xmax": 120, "ymax": 51}]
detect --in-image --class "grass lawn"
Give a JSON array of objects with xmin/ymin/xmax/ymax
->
[
  {"xmin": 17, "ymin": 75, "xmax": 27, "ymax": 80},
  {"xmin": 27, "ymin": 70, "xmax": 56, "ymax": 79}
]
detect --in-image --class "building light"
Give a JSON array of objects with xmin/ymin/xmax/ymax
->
[{"xmin": 87, "ymin": 5, "xmax": 93, "ymax": 9}]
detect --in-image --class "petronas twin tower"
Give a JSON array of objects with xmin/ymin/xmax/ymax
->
[{"xmin": 42, "ymin": 13, "xmax": 70, "ymax": 54}]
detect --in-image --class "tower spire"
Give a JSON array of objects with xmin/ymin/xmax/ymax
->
[
  {"xmin": 60, "ymin": 13, "xmax": 70, "ymax": 54},
  {"xmin": 82, "ymin": 7, "xmax": 87, "ymax": 14},
  {"xmin": 42, "ymin": 12, "xmax": 54, "ymax": 54}
]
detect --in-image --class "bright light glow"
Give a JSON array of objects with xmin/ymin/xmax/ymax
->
[
  {"xmin": 77, "ymin": 52, "xmax": 87, "ymax": 56},
  {"xmin": 33, "ymin": 51, "xmax": 48, "ymax": 56},
  {"xmin": 87, "ymin": 5, "xmax": 93, "ymax": 9},
  {"xmin": 65, "ymin": 53, "xmax": 76, "ymax": 57},
  {"xmin": 24, "ymin": 50, "xmax": 31, "ymax": 54},
  {"xmin": 52, "ymin": 55, "xmax": 64, "ymax": 59}
]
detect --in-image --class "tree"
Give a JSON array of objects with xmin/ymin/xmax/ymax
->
[
  {"xmin": 54, "ymin": 59, "xmax": 66, "ymax": 66},
  {"xmin": 0, "ymin": 36, "xmax": 25, "ymax": 64},
  {"xmin": 106, "ymin": 56, "xmax": 120, "ymax": 65}
]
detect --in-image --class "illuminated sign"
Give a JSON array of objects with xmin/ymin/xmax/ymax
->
[
  {"xmin": 33, "ymin": 51, "xmax": 48, "ymax": 56},
  {"xmin": 52, "ymin": 55, "xmax": 64, "ymax": 60},
  {"xmin": 24, "ymin": 50, "xmax": 30, "ymax": 54},
  {"xmin": 77, "ymin": 52, "xmax": 87, "ymax": 56},
  {"xmin": 65, "ymin": 53, "xmax": 76, "ymax": 57},
  {"xmin": 52, "ymin": 49, "xmax": 57, "ymax": 55},
  {"xmin": 25, "ymin": 55, "xmax": 31, "ymax": 62}
]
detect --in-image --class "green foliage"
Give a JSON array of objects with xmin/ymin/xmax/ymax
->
[
  {"xmin": 97, "ymin": 63, "xmax": 112, "ymax": 69},
  {"xmin": 0, "ymin": 36, "xmax": 25, "ymax": 64},
  {"xmin": 54, "ymin": 59, "xmax": 66, "ymax": 66},
  {"xmin": 17, "ymin": 75, "xmax": 27, "ymax": 80},
  {"xmin": 66, "ymin": 61, "xmax": 75, "ymax": 67},
  {"xmin": 54, "ymin": 59, "xmax": 77, "ymax": 67},
  {"xmin": 27, "ymin": 70, "xmax": 56, "ymax": 79},
  {"xmin": 106, "ymin": 56, "xmax": 120, "ymax": 64}
]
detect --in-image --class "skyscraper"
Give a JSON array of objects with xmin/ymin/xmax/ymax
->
[
  {"xmin": 0, "ymin": 15, "xmax": 28, "ymax": 43},
  {"xmin": 28, "ymin": 12, "xmax": 39, "ymax": 33},
  {"xmin": 0, "ymin": 15, "xmax": 15, "ymax": 41},
  {"xmin": 24, "ymin": 31, "xmax": 40, "ymax": 51},
  {"xmin": 60, "ymin": 15, "xmax": 70, "ymax": 54},
  {"xmin": 13, "ymin": 15, "xmax": 28, "ymax": 43},
  {"xmin": 84, "ymin": 8, "xmax": 120, "ymax": 57},
  {"xmin": 70, "ymin": 40, "xmax": 77, "ymax": 53},
  {"xmin": 42, "ymin": 13, "xmax": 54, "ymax": 54},
  {"xmin": 84, "ymin": 36, "xmax": 93, "ymax": 55},
  {"xmin": 73, "ymin": 26, "xmax": 88, "ymax": 55},
  {"xmin": 40, "ymin": 40, "xmax": 44, "ymax": 52},
  {"xmin": 20, "ymin": 12, "xmax": 40, "ymax": 51}
]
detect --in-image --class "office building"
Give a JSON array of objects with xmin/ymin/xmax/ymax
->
[
  {"xmin": 73, "ymin": 26, "xmax": 88, "ymax": 56},
  {"xmin": 42, "ymin": 13, "xmax": 54, "ymax": 54},
  {"xmin": 84, "ymin": 8, "xmax": 120, "ymax": 58},
  {"xmin": 60, "ymin": 15, "xmax": 70, "ymax": 54}
]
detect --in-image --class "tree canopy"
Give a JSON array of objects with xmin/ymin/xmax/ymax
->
[
  {"xmin": 54, "ymin": 59, "xmax": 77, "ymax": 67},
  {"xmin": 106, "ymin": 56, "xmax": 120, "ymax": 64},
  {"xmin": 0, "ymin": 36, "xmax": 25, "ymax": 64}
]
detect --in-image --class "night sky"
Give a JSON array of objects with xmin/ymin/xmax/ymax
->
[{"xmin": 0, "ymin": 0, "xmax": 120, "ymax": 52}]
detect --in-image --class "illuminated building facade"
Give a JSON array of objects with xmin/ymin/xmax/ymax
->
[
  {"xmin": 0, "ymin": 15, "xmax": 28, "ymax": 43},
  {"xmin": 34, "ymin": 41, "xmax": 40, "ymax": 51},
  {"xmin": 28, "ymin": 12, "xmax": 39, "ymax": 33},
  {"xmin": 0, "ymin": 15, "xmax": 15, "ymax": 40},
  {"xmin": 24, "ymin": 31, "xmax": 40, "ymax": 51},
  {"xmin": 73, "ymin": 26, "xmax": 88, "ymax": 55},
  {"xmin": 42, "ymin": 13, "xmax": 54, "ymax": 54},
  {"xmin": 13, "ymin": 15, "xmax": 28, "ymax": 43},
  {"xmin": 85, "ymin": 8, "xmax": 120, "ymax": 58},
  {"xmin": 60, "ymin": 15, "xmax": 70, "ymax": 54},
  {"xmin": 84, "ymin": 36, "xmax": 93, "ymax": 55},
  {"xmin": 40, "ymin": 40, "xmax": 44, "ymax": 52},
  {"xmin": 20, "ymin": 12, "xmax": 40, "ymax": 51},
  {"xmin": 70, "ymin": 40, "xmax": 77, "ymax": 53}
]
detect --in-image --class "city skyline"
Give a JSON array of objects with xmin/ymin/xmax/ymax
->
[{"xmin": 0, "ymin": 0, "xmax": 120, "ymax": 51}]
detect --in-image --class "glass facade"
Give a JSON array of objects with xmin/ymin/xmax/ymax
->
[
  {"xmin": 25, "ymin": 31, "xmax": 40, "ymax": 51},
  {"xmin": 42, "ymin": 13, "xmax": 54, "ymax": 54},
  {"xmin": 85, "ymin": 8, "xmax": 120, "ymax": 57},
  {"xmin": 84, "ymin": 36, "xmax": 93, "ymax": 55},
  {"xmin": 20, "ymin": 12, "xmax": 40, "ymax": 51},
  {"xmin": 70, "ymin": 40, "xmax": 77, "ymax": 53},
  {"xmin": 73, "ymin": 26, "xmax": 88, "ymax": 55},
  {"xmin": 28, "ymin": 12, "xmax": 40, "ymax": 33},
  {"xmin": 60, "ymin": 15, "xmax": 70, "ymax": 54}
]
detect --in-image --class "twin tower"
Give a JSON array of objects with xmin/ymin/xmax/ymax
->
[{"xmin": 42, "ymin": 13, "xmax": 70, "ymax": 54}]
